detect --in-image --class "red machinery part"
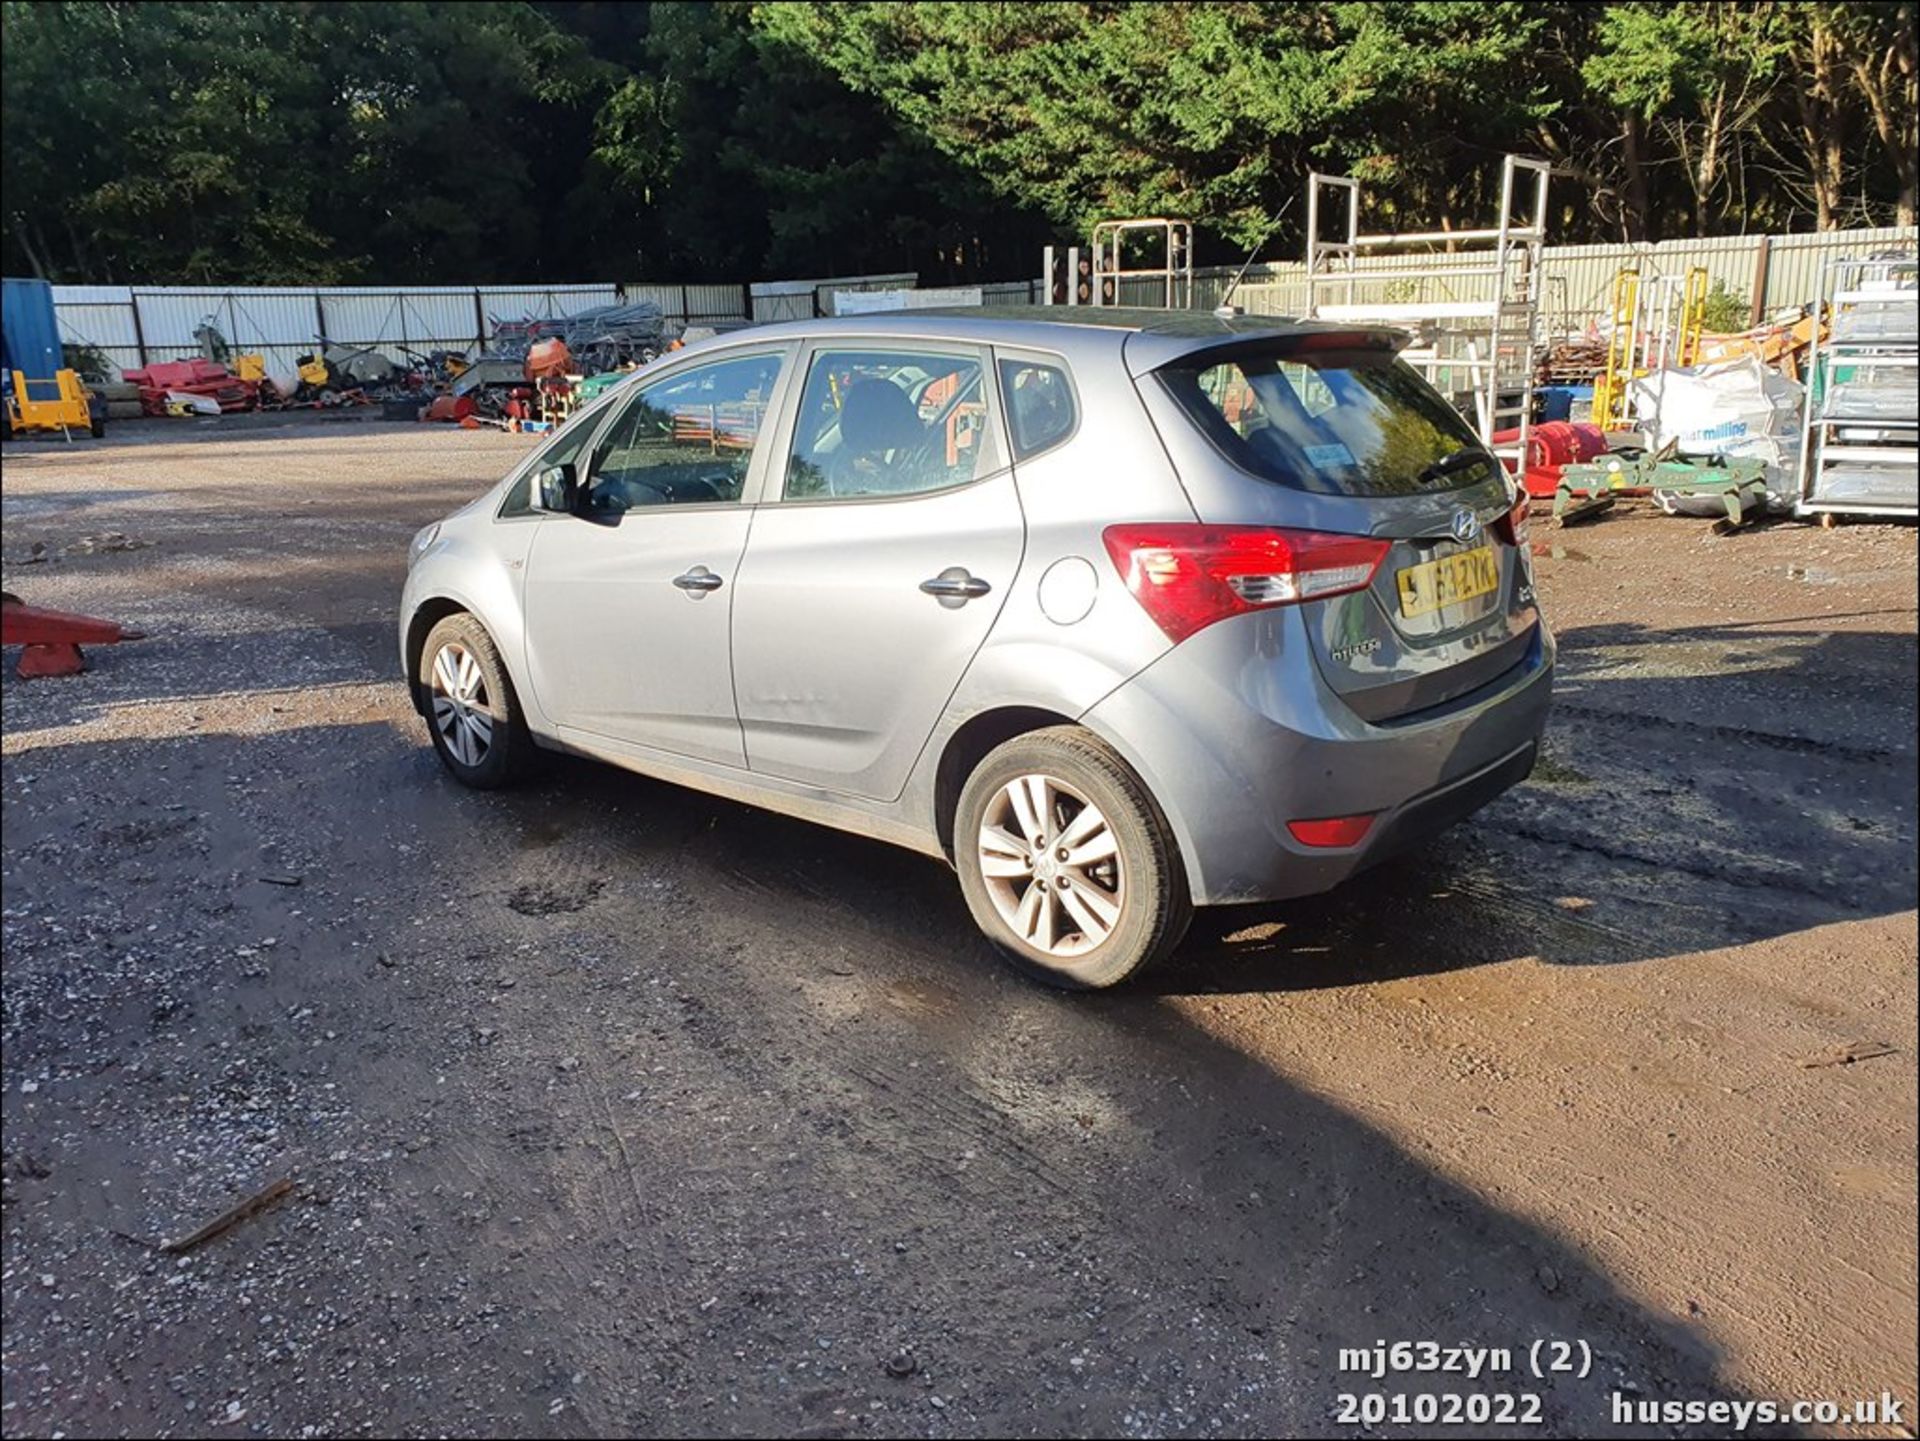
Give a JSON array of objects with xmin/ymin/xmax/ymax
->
[
  {"xmin": 423, "ymin": 394, "xmax": 476, "ymax": 423},
  {"xmin": 526, "ymin": 338, "xmax": 571, "ymax": 380},
  {"xmin": 0, "ymin": 593, "xmax": 146, "ymax": 678},
  {"xmin": 1492, "ymin": 422, "xmax": 1610, "ymax": 499},
  {"xmin": 122, "ymin": 358, "xmax": 260, "ymax": 415}
]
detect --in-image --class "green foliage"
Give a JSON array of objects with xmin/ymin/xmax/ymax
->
[
  {"xmin": 61, "ymin": 340, "xmax": 112, "ymax": 379},
  {"xmin": 2, "ymin": 0, "xmax": 1914, "ymax": 285},
  {"xmin": 759, "ymin": 0, "xmax": 1907, "ymax": 252},
  {"xmin": 1, "ymin": 0, "xmax": 616, "ymax": 282},
  {"xmin": 1700, "ymin": 279, "xmax": 1751, "ymax": 334}
]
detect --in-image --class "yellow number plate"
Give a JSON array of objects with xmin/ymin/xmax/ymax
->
[{"xmin": 1396, "ymin": 547, "xmax": 1500, "ymax": 618}]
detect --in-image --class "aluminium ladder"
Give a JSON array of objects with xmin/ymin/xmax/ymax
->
[{"xmin": 1304, "ymin": 154, "xmax": 1553, "ymax": 475}]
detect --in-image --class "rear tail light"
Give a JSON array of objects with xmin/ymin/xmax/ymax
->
[
  {"xmin": 1102, "ymin": 524, "xmax": 1390, "ymax": 643},
  {"xmin": 1494, "ymin": 493, "xmax": 1531, "ymax": 547},
  {"xmin": 1287, "ymin": 814, "xmax": 1377, "ymax": 848}
]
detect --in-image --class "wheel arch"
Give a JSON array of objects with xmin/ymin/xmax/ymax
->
[
  {"xmin": 932, "ymin": 705, "xmax": 1077, "ymax": 861},
  {"xmin": 404, "ymin": 598, "xmax": 472, "ymax": 713}
]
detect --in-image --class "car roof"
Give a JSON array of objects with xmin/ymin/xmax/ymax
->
[{"xmin": 732, "ymin": 306, "xmax": 1406, "ymax": 375}]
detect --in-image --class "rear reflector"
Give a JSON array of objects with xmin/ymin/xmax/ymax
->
[
  {"xmin": 1103, "ymin": 524, "xmax": 1391, "ymax": 643},
  {"xmin": 1286, "ymin": 814, "xmax": 1377, "ymax": 848}
]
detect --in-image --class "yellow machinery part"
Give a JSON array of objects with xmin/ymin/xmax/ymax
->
[
  {"xmin": 233, "ymin": 353, "xmax": 267, "ymax": 382},
  {"xmin": 1677, "ymin": 267, "xmax": 1709, "ymax": 367},
  {"xmin": 1591, "ymin": 268, "xmax": 1641, "ymax": 431},
  {"xmin": 6, "ymin": 369, "xmax": 93, "ymax": 434}
]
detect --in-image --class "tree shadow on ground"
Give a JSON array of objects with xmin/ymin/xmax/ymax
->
[{"xmin": 1, "ymin": 718, "xmax": 1760, "ymax": 1437}]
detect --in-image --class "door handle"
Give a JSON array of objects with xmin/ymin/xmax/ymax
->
[
  {"xmin": 673, "ymin": 566, "xmax": 724, "ymax": 595},
  {"xmin": 919, "ymin": 568, "xmax": 992, "ymax": 604}
]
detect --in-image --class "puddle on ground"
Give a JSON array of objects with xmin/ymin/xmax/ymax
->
[{"xmin": 1785, "ymin": 564, "xmax": 1843, "ymax": 585}]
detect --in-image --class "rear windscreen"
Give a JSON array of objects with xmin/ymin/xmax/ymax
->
[{"xmin": 1158, "ymin": 344, "xmax": 1501, "ymax": 497}]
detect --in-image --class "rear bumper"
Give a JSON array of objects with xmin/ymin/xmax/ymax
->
[{"xmin": 1080, "ymin": 608, "xmax": 1553, "ymax": 906}]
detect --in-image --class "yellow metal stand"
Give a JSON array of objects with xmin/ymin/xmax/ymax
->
[
  {"xmin": 1591, "ymin": 268, "xmax": 1640, "ymax": 431},
  {"xmin": 6, "ymin": 369, "xmax": 95, "ymax": 438}
]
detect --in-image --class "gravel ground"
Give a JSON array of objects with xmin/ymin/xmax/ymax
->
[{"xmin": 2, "ymin": 416, "xmax": 1914, "ymax": 1439}]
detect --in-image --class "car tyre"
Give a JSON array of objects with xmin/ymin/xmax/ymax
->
[
  {"xmin": 955, "ymin": 726, "xmax": 1191, "ymax": 989},
  {"xmin": 419, "ymin": 613, "xmax": 538, "ymax": 789}
]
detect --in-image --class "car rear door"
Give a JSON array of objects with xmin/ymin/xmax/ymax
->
[
  {"xmin": 1136, "ymin": 333, "xmax": 1540, "ymax": 722},
  {"xmin": 520, "ymin": 346, "xmax": 793, "ymax": 766},
  {"xmin": 729, "ymin": 339, "xmax": 1024, "ymax": 800}
]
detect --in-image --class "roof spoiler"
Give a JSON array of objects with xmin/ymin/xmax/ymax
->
[{"xmin": 1125, "ymin": 324, "xmax": 1410, "ymax": 379}]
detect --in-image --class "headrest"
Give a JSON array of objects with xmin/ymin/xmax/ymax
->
[{"xmin": 840, "ymin": 379, "xmax": 924, "ymax": 455}]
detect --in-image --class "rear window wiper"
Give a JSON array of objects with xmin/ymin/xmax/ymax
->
[{"xmin": 1416, "ymin": 448, "xmax": 1494, "ymax": 487}]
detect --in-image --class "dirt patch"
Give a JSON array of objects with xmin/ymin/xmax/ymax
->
[
  {"xmin": 2, "ymin": 429, "xmax": 1913, "ymax": 1437},
  {"xmin": 507, "ymin": 877, "xmax": 607, "ymax": 916}
]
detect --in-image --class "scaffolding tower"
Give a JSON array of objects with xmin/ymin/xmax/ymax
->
[
  {"xmin": 1304, "ymin": 154, "xmax": 1552, "ymax": 472},
  {"xmin": 1090, "ymin": 219, "xmax": 1194, "ymax": 309}
]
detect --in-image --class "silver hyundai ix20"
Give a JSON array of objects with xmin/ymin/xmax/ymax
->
[{"xmin": 400, "ymin": 308, "xmax": 1552, "ymax": 988}]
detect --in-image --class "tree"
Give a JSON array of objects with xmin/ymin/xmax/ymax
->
[
  {"xmin": 3, "ymin": 0, "xmax": 1913, "ymax": 284},
  {"xmin": 2, "ymin": 2, "xmax": 339, "ymax": 282},
  {"xmin": 1581, "ymin": 3, "xmax": 1783, "ymax": 238},
  {"xmin": 575, "ymin": 1, "xmax": 1047, "ymax": 282},
  {"xmin": 757, "ymin": 2, "xmax": 1559, "ymax": 257},
  {"xmin": 1824, "ymin": 1, "xmax": 1916, "ymax": 227},
  {"xmin": 0, "ymin": 0, "xmax": 613, "ymax": 282}
]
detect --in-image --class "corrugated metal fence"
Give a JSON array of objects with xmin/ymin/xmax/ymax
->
[
  {"xmin": 621, "ymin": 282, "xmax": 755, "ymax": 327},
  {"xmin": 46, "ymin": 225, "xmax": 1913, "ymax": 379},
  {"xmin": 747, "ymin": 273, "xmax": 919, "ymax": 322},
  {"xmin": 1168, "ymin": 225, "xmax": 1919, "ymax": 330},
  {"xmin": 52, "ymin": 282, "xmax": 641, "ymax": 380}
]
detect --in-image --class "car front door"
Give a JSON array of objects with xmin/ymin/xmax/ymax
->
[
  {"xmin": 729, "ymin": 341, "xmax": 1025, "ymax": 800},
  {"xmin": 521, "ymin": 347, "xmax": 791, "ymax": 766}
]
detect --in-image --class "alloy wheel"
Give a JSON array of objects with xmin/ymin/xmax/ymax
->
[
  {"xmin": 976, "ymin": 773, "xmax": 1125, "ymax": 957},
  {"xmin": 429, "ymin": 641, "xmax": 494, "ymax": 768}
]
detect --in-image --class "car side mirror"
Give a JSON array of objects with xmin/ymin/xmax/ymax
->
[{"xmin": 534, "ymin": 462, "xmax": 578, "ymax": 514}]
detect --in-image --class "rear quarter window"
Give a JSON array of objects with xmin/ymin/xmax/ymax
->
[
  {"xmin": 1159, "ymin": 344, "xmax": 1499, "ymax": 497},
  {"xmin": 999, "ymin": 358, "xmax": 1077, "ymax": 459}
]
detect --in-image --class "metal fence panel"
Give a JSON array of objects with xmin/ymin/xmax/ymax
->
[
  {"xmin": 317, "ymin": 293, "xmax": 395, "ymax": 350},
  {"xmin": 50, "ymin": 285, "xmax": 141, "ymax": 373},
  {"xmin": 978, "ymin": 280, "xmax": 1039, "ymax": 306},
  {"xmin": 319, "ymin": 291, "xmax": 480, "ymax": 355},
  {"xmin": 681, "ymin": 282, "xmax": 750, "ymax": 321},
  {"xmin": 1188, "ymin": 224, "xmax": 1915, "ymax": 334},
  {"xmin": 46, "ymin": 227, "xmax": 1916, "ymax": 382},
  {"xmin": 132, "ymin": 288, "xmax": 311, "ymax": 352},
  {"xmin": 395, "ymin": 292, "xmax": 482, "ymax": 349},
  {"xmin": 619, "ymin": 282, "xmax": 750, "ymax": 323},
  {"xmin": 478, "ymin": 285, "xmax": 619, "ymax": 329},
  {"xmin": 1763, "ymin": 225, "xmax": 1916, "ymax": 317},
  {"xmin": 749, "ymin": 273, "xmax": 916, "ymax": 321}
]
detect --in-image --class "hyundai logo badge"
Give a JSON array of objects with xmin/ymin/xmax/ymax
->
[{"xmin": 1451, "ymin": 508, "xmax": 1482, "ymax": 544}]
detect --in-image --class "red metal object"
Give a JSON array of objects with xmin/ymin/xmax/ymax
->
[
  {"xmin": 0, "ymin": 593, "xmax": 146, "ymax": 678},
  {"xmin": 122, "ymin": 358, "xmax": 260, "ymax": 415},
  {"xmin": 526, "ymin": 338, "xmax": 571, "ymax": 380},
  {"xmin": 1493, "ymin": 422, "xmax": 1611, "ymax": 499},
  {"xmin": 423, "ymin": 394, "xmax": 476, "ymax": 423}
]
